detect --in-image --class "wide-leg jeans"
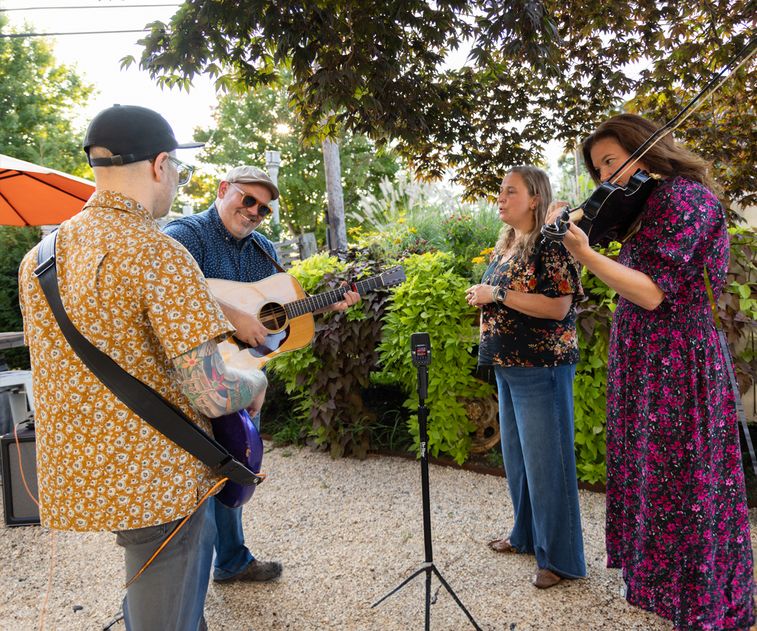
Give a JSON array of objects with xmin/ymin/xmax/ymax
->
[{"xmin": 494, "ymin": 363, "xmax": 586, "ymax": 578}]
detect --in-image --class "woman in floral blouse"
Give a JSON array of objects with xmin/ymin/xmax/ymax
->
[
  {"xmin": 552, "ymin": 113, "xmax": 754, "ymax": 630},
  {"xmin": 466, "ymin": 165, "xmax": 585, "ymax": 589}
]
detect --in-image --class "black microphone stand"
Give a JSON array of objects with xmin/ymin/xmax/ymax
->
[{"xmin": 372, "ymin": 335, "xmax": 482, "ymax": 630}]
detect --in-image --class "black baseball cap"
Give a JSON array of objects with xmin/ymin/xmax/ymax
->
[{"xmin": 83, "ymin": 104, "xmax": 203, "ymax": 167}]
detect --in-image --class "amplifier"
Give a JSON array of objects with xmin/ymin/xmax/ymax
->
[{"xmin": 1, "ymin": 421, "xmax": 40, "ymax": 526}]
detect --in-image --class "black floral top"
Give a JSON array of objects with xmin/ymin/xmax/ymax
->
[{"xmin": 478, "ymin": 238, "xmax": 583, "ymax": 367}]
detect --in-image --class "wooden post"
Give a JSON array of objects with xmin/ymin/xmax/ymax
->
[{"xmin": 321, "ymin": 137, "xmax": 348, "ymax": 256}]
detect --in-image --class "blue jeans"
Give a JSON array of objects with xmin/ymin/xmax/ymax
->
[
  {"xmin": 212, "ymin": 499, "xmax": 255, "ymax": 579},
  {"xmin": 211, "ymin": 411, "xmax": 260, "ymax": 580},
  {"xmin": 494, "ymin": 364, "xmax": 586, "ymax": 578},
  {"xmin": 116, "ymin": 501, "xmax": 215, "ymax": 631}
]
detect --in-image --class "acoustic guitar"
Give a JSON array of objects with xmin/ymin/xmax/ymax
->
[{"xmin": 208, "ymin": 265, "xmax": 406, "ymax": 371}]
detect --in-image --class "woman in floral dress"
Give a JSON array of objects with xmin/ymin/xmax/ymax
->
[
  {"xmin": 466, "ymin": 166, "xmax": 586, "ymax": 589},
  {"xmin": 554, "ymin": 113, "xmax": 754, "ymax": 629}
]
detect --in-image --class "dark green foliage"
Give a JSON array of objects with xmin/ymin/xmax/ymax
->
[
  {"xmin": 267, "ymin": 252, "xmax": 395, "ymax": 458},
  {"xmin": 719, "ymin": 228, "xmax": 756, "ymax": 395},
  {"xmin": 363, "ymin": 384, "xmax": 413, "ymax": 453},
  {"xmin": 572, "ymin": 242, "xmax": 620, "ymax": 484},
  {"xmin": 259, "ymin": 369, "xmax": 300, "ymax": 446},
  {"xmin": 268, "ymin": 246, "xmax": 494, "ymax": 462},
  {"xmin": 132, "ymin": 2, "xmax": 753, "ymax": 203},
  {"xmin": 0, "ymin": 227, "xmax": 40, "ymax": 368},
  {"xmin": 308, "ymin": 286, "xmax": 386, "ymax": 458}
]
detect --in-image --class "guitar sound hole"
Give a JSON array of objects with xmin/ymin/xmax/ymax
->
[{"xmin": 259, "ymin": 303, "xmax": 287, "ymax": 332}]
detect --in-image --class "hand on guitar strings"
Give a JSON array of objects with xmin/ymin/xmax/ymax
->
[
  {"xmin": 229, "ymin": 311, "xmax": 270, "ymax": 347},
  {"xmin": 330, "ymin": 283, "xmax": 361, "ymax": 313}
]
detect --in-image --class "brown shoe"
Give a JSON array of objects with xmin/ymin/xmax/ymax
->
[
  {"xmin": 487, "ymin": 538, "xmax": 517, "ymax": 553},
  {"xmin": 532, "ymin": 568, "xmax": 562, "ymax": 589}
]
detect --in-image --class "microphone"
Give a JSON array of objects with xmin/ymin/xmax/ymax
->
[{"xmin": 410, "ymin": 333, "xmax": 431, "ymax": 400}]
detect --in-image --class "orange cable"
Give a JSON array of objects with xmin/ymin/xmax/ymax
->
[
  {"xmin": 14, "ymin": 422, "xmax": 39, "ymax": 508},
  {"xmin": 124, "ymin": 477, "xmax": 229, "ymax": 588},
  {"xmin": 38, "ymin": 530, "xmax": 57, "ymax": 631}
]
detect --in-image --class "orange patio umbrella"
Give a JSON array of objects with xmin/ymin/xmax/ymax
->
[{"xmin": 0, "ymin": 153, "xmax": 94, "ymax": 226}]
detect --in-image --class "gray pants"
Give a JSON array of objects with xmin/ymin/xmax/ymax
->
[{"xmin": 115, "ymin": 501, "xmax": 216, "ymax": 631}]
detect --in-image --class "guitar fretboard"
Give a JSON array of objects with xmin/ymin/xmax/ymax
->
[{"xmin": 285, "ymin": 276, "xmax": 387, "ymax": 318}]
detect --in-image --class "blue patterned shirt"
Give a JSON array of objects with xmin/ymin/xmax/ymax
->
[{"xmin": 163, "ymin": 203, "xmax": 279, "ymax": 282}]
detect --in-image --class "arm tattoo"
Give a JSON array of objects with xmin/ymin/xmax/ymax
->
[{"xmin": 172, "ymin": 339, "xmax": 267, "ymax": 418}]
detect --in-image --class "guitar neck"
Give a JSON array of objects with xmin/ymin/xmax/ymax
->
[{"xmin": 285, "ymin": 276, "xmax": 384, "ymax": 317}]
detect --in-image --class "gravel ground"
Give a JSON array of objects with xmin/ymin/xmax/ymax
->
[{"xmin": 1, "ymin": 443, "xmax": 755, "ymax": 631}]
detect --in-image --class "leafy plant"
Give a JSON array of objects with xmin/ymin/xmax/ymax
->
[
  {"xmin": 720, "ymin": 227, "xmax": 756, "ymax": 395},
  {"xmin": 442, "ymin": 208, "xmax": 501, "ymax": 281},
  {"xmin": 133, "ymin": 2, "xmax": 752, "ymax": 203},
  {"xmin": 267, "ymin": 251, "xmax": 393, "ymax": 458},
  {"xmin": 378, "ymin": 251, "xmax": 494, "ymax": 464},
  {"xmin": 0, "ymin": 16, "xmax": 93, "ymax": 177},
  {"xmin": 0, "ymin": 227, "xmax": 41, "ymax": 368},
  {"xmin": 568, "ymin": 242, "xmax": 619, "ymax": 484}
]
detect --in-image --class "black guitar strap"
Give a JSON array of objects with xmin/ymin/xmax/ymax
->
[
  {"xmin": 33, "ymin": 231, "xmax": 263, "ymax": 487},
  {"xmin": 250, "ymin": 235, "xmax": 287, "ymax": 274}
]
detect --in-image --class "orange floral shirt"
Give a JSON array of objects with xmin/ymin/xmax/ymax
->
[{"xmin": 18, "ymin": 191, "xmax": 234, "ymax": 532}]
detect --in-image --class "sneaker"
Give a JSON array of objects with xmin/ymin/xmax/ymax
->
[{"xmin": 214, "ymin": 559, "xmax": 283, "ymax": 583}]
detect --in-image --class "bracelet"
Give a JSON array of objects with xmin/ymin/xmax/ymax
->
[{"xmin": 490, "ymin": 286, "xmax": 497, "ymax": 303}]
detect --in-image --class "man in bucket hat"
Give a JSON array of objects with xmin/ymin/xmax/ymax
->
[
  {"xmin": 164, "ymin": 165, "xmax": 359, "ymax": 584},
  {"xmin": 19, "ymin": 105, "xmax": 268, "ymax": 630}
]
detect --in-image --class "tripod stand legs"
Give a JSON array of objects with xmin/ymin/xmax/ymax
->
[
  {"xmin": 372, "ymin": 561, "xmax": 483, "ymax": 631},
  {"xmin": 373, "ymin": 347, "xmax": 483, "ymax": 630}
]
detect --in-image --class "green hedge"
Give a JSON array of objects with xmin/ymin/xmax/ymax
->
[
  {"xmin": 265, "ymin": 219, "xmax": 755, "ymax": 485},
  {"xmin": 1, "ymin": 217, "xmax": 752, "ymax": 484}
]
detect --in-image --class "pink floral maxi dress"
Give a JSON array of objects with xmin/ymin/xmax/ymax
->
[{"xmin": 605, "ymin": 176, "xmax": 755, "ymax": 630}]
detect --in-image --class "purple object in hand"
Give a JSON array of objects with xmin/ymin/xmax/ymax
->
[{"xmin": 210, "ymin": 409, "xmax": 264, "ymax": 508}]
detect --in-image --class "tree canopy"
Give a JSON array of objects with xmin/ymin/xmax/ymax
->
[
  {"xmin": 0, "ymin": 15, "xmax": 93, "ymax": 176},
  {"xmin": 132, "ymin": 1, "xmax": 753, "ymax": 203}
]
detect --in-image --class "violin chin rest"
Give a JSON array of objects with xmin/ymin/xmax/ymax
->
[{"xmin": 540, "ymin": 223, "xmax": 567, "ymax": 242}]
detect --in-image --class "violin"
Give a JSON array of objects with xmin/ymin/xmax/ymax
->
[
  {"xmin": 541, "ymin": 37, "xmax": 755, "ymax": 247},
  {"xmin": 542, "ymin": 169, "xmax": 659, "ymax": 247}
]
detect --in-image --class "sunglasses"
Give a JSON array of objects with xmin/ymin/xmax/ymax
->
[
  {"xmin": 167, "ymin": 156, "xmax": 194, "ymax": 187},
  {"xmin": 228, "ymin": 183, "xmax": 272, "ymax": 217}
]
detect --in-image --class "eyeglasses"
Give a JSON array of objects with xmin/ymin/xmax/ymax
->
[
  {"xmin": 228, "ymin": 183, "xmax": 272, "ymax": 217},
  {"xmin": 168, "ymin": 156, "xmax": 194, "ymax": 187}
]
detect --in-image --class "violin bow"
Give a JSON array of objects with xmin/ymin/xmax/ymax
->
[
  {"xmin": 545, "ymin": 34, "xmax": 756, "ymax": 234},
  {"xmin": 608, "ymin": 35, "xmax": 756, "ymax": 188}
]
